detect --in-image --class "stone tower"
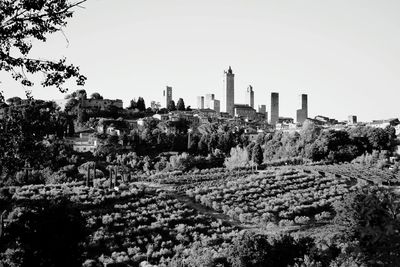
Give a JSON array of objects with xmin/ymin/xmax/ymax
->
[
  {"xmin": 296, "ymin": 94, "xmax": 308, "ymax": 123},
  {"xmin": 223, "ymin": 66, "xmax": 235, "ymax": 116},
  {"xmin": 197, "ymin": 96, "xmax": 204, "ymax": 109},
  {"xmin": 205, "ymin": 93, "xmax": 215, "ymax": 109},
  {"xmin": 270, "ymin": 92, "xmax": 279, "ymax": 125},
  {"xmin": 163, "ymin": 86, "xmax": 172, "ymax": 108},
  {"xmin": 246, "ymin": 85, "xmax": 254, "ymax": 108}
]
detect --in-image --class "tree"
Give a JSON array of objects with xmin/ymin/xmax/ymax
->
[
  {"xmin": 0, "ymin": 100, "xmax": 67, "ymax": 184},
  {"xmin": 227, "ymin": 231, "xmax": 313, "ymax": 267},
  {"xmin": 224, "ymin": 146, "xmax": 249, "ymax": 170},
  {"xmin": 252, "ymin": 144, "xmax": 263, "ymax": 166},
  {"xmin": 246, "ymin": 143, "xmax": 255, "ymax": 161},
  {"xmin": 90, "ymin": 92, "xmax": 103, "ymax": 100},
  {"xmin": 168, "ymin": 100, "xmax": 176, "ymax": 111},
  {"xmin": 176, "ymin": 98, "xmax": 185, "ymax": 111},
  {"xmin": 6, "ymin": 97, "xmax": 22, "ymax": 106},
  {"xmin": 65, "ymin": 98, "xmax": 79, "ymax": 112},
  {"xmin": 1, "ymin": 198, "xmax": 86, "ymax": 267},
  {"xmin": 0, "ymin": 0, "xmax": 87, "ymax": 94},
  {"xmin": 136, "ymin": 97, "xmax": 146, "ymax": 111},
  {"xmin": 129, "ymin": 99, "xmax": 137, "ymax": 110},
  {"xmin": 333, "ymin": 186, "xmax": 400, "ymax": 266}
]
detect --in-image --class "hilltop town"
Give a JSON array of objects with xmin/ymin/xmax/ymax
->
[
  {"xmin": 2, "ymin": 66, "xmax": 398, "ymax": 158},
  {"xmin": 2, "ymin": 1, "xmax": 400, "ymax": 266}
]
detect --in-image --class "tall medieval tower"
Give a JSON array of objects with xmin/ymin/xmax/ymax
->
[
  {"xmin": 163, "ymin": 86, "xmax": 172, "ymax": 108},
  {"xmin": 270, "ymin": 92, "xmax": 279, "ymax": 125},
  {"xmin": 223, "ymin": 66, "xmax": 235, "ymax": 116},
  {"xmin": 246, "ymin": 85, "xmax": 254, "ymax": 108},
  {"xmin": 296, "ymin": 94, "xmax": 308, "ymax": 123}
]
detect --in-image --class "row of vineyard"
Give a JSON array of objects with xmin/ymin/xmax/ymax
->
[
  {"xmin": 144, "ymin": 168, "xmax": 254, "ymax": 185},
  {"xmin": 185, "ymin": 169, "xmax": 355, "ymax": 226},
  {"xmin": 0, "ymin": 182, "xmax": 238, "ymax": 266},
  {"xmin": 303, "ymin": 163, "xmax": 400, "ymax": 185}
]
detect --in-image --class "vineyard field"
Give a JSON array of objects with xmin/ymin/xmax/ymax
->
[
  {"xmin": 185, "ymin": 168, "xmax": 355, "ymax": 226},
  {"xmin": 1, "ymin": 182, "xmax": 238, "ymax": 266}
]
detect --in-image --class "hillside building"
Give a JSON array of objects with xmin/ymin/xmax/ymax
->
[
  {"xmin": 348, "ymin": 115, "xmax": 357, "ymax": 124},
  {"xmin": 209, "ymin": 99, "xmax": 220, "ymax": 113},
  {"xmin": 64, "ymin": 131, "xmax": 98, "ymax": 153},
  {"xmin": 234, "ymin": 104, "xmax": 256, "ymax": 120},
  {"xmin": 70, "ymin": 94, "xmax": 123, "ymax": 115}
]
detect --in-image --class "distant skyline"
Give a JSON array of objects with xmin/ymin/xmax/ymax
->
[{"xmin": 1, "ymin": 0, "xmax": 400, "ymax": 121}]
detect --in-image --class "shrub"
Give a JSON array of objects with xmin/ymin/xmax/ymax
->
[
  {"xmin": 278, "ymin": 219, "xmax": 295, "ymax": 227},
  {"xmin": 294, "ymin": 216, "xmax": 311, "ymax": 225}
]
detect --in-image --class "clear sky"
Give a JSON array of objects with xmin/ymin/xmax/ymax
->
[{"xmin": 1, "ymin": 0, "xmax": 400, "ymax": 122}]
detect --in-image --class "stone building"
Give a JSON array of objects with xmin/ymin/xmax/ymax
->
[
  {"xmin": 209, "ymin": 99, "xmax": 220, "ymax": 113},
  {"xmin": 234, "ymin": 104, "xmax": 256, "ymax": 120},
  {"xmin": 348, "ymin": 115, "xmax": 357, "ymax": 124}
]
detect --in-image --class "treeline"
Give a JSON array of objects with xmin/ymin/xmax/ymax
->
[
  {"xmin": 95, "ymin": 119, "xmax": 249, "ymax": 159},
  {"xmin": 228, "ymin": 120, "xmax": 398, "ymax": 167},
  {"xmin": 0, "ymin": 100, "xmax": 85, "ymax": 186}
]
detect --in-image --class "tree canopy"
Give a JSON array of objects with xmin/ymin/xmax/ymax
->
[
  {"xmin": 167, "ymin": 100, "xmax": 176, "ymax": 111},
  {"xmin": 90, "ymin": 92, "xmax": 103, "ymax": 100},
  {"xmin": 334, "ymin": 186, "xmax": 400, "ymax": 265},
  {"xmin": 136, "ymin": 97, "xmax": 146, "ymax": 111},
  {"xmin": 176, "ymin": 98, "xmax": 185, "ymax": 111},
  {"xmin": 0, "ymin": 0, "xmax": 87, "ymax": 95}
]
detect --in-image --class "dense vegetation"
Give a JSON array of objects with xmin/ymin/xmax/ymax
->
[
  {"xmin": 186, "ymin": 168, "xmax": 353, "ymax": 226},
  {"xmin": 1, "ymin": 170, "xmax": 399, "ymax": 266}
]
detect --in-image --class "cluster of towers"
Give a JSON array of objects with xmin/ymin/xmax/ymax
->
[
  {"xmin": 163, "ymin": 66, "xmax": 309, "ymax": 125},
  {"xmin": 196, "ymin": 94, "xmax": 221, "ymax": 113},
  {"xmin": 222, "ymin": 66, "xmax": 308, "ymax": 124}
]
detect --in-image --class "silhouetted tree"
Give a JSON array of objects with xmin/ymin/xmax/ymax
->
[
  {"xmin": 90, "ymin": 92, "xmax": 103, "ymax": 99},
  {"xmin": 0, "ymin": 0, "xmax": 87, "ymax": 94},
  {"xmin": 137, "ymin": 97, "xmax": 146, "ymax": 111},
  {"xmin": 129, "ymin": 99, "xmax": 138, "ymax": 110},
  {"xmin": 176, "ymin": 98, "xmax": 185, "ymax": 111},
  {"xmin": 168, "ymin": 100, "xmax": 176, "ymax": 111},
  {"xmin": 252, "ymin": 144, "xmax": 263, "ymax": 165},
  {"xmin": 1, "ymin": 198, "xmax": 87, "ymax": 267}
]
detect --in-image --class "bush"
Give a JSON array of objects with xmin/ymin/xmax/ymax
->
[
  {"xmin": 278, "ymin": 219, "xmax": 295, "ymax": 227},
  {"xmin": 294, "ymin": 216, "xmax": 311, "ymax": 225},
  {"xmin": 314, "ymin": 212, "xmax": 331, "ymax": 222}
]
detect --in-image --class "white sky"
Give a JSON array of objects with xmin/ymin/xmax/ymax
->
[{"xmin": 1, "ymin": 0, "xmax": 400, "ymax": 121}]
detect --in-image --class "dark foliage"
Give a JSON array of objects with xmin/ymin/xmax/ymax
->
[
  {"xmin": 334, "ymin": 186, "xmax": 400, "ymax": 266},
  {"xmin": 1, "ymin": 198, "xmax": 87, "ymax": 267},
  {"xmin": 0, "ymin": 0, "xmax": 87, "ymax": 94}
]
